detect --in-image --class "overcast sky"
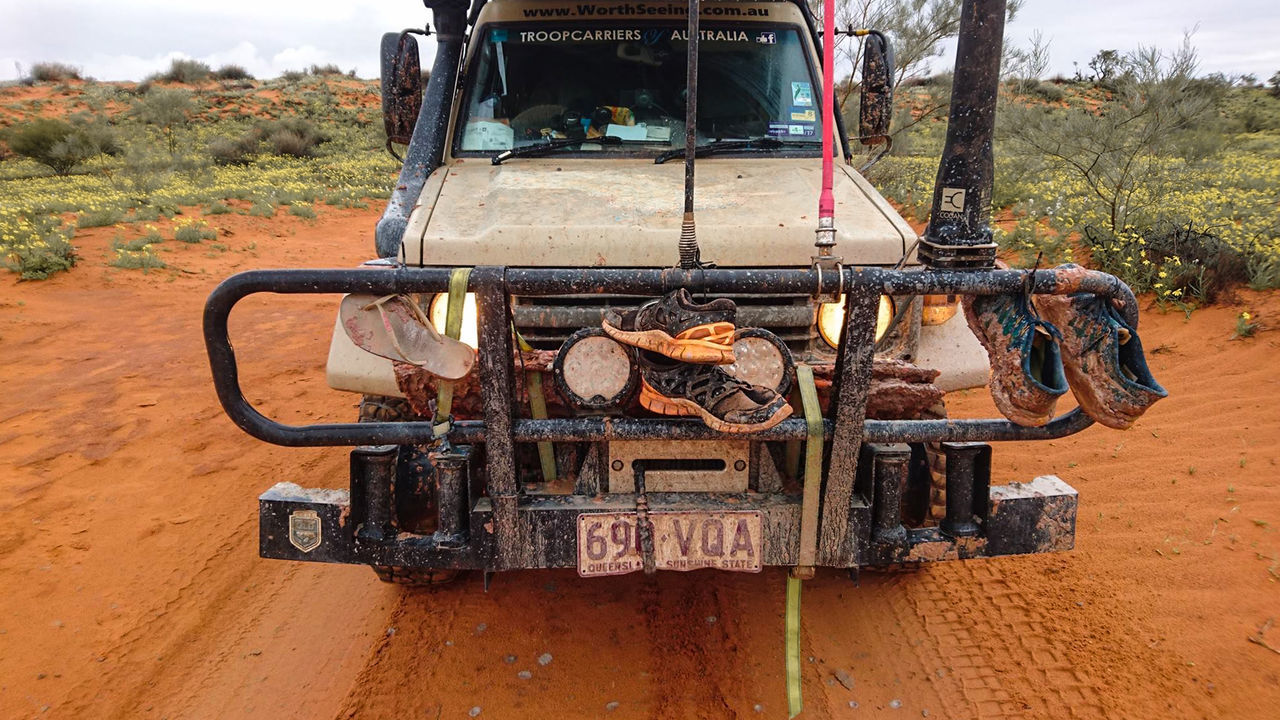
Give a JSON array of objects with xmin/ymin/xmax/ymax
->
[{"xmin": 2, "ymin": 1, "xmax": 1277, "ymax": 83}]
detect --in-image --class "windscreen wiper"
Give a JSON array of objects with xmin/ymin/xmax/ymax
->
[
  {"xmin": 492, "ymin": 135, "xmax": 624, "ymax": 165},
  {"xmin": 653, "ymin": 137, "xmax": 823, "ymax": 165}
]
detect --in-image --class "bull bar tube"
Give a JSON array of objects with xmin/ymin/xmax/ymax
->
[{"xmin": 206, "ymin": 265, "xmax": 1132, "ymax": 571}]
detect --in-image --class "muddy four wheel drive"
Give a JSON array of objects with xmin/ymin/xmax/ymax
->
[{"xmin": 205, "ymin": 0, "xmax": 1163, "ymax": 594}]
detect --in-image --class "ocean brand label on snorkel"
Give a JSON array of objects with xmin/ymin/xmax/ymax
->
[{"xmin": 940, "ymin": 187, "xmax": 967, "ymax": 214}]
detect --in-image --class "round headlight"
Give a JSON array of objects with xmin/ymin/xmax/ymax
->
[
  {"xmin": 428, "ymin": 292, "xmax": 479, "ymax": 348},
  {"xmin": 817, "ymin": 294, "xmax": 895, "ymax": 348}
]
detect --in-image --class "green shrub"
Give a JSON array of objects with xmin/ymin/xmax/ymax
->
[
  {"xmin": 2, "ymin": 216, "xmax": 78, "ymax": 280},
  {"xmin": 131, "ymin": 88, "xmax": 195, "ymax": 156},
  {"xmin": 173, "ymin": 220, "xmax": 217, "ymax": 243},
  {"xmin": 268, "ymin": 129, "xmax": 313, "ymax": 157},
  {"xmin": 288, "ymin": 203, "xmax": 317, "ymax": 219},
  {"xmin": 157, "ymin": 58, "xmax": 212, "ymax": 84},
  {"xmin": 248, "ymin": 202, "xmax": 276, "ymax": 217},
  {"xmin": 279, "ymin": 70, "xmax": 307, "ymax": 83},
  {"xmin": 30, "ymin": 62, "xmax": 82, "ymax": 82},
  {"xmin": 212, "ymin": 64, "xmax": 253, "ymax": 81},
  {"xmin": 307, "ymin": 63, "xmax": 344, "ymax": 76},
  {"xmin": 6, "ymin": 118, "xmax": 106, "ymax": 175},
  {"xmin": 207, "ymin": 135, "xmax": 256, "ymax": 165},
  {"xmin": 77, "ymin": 207, "xmax": 126, "ymax": 228},
  {"xmin": 205, "ymin": 201, "xmax": 233, "ymax": 215},
  {"xmin": 1031, "ymin": 81, "xmax": 1066, "ymax": 102},
  {"xmin": 109, "ymin": 245, "xmax": 166, "ymax": 271}
]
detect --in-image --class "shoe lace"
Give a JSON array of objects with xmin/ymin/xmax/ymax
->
[{"xmin": 667, "ymin": 364, "xmax": 751, "ymax": 409}]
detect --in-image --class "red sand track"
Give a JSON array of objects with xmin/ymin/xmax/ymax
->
[{"xmin": 1, "ymin": 208, "xmax": 1277, "ymax": 719}]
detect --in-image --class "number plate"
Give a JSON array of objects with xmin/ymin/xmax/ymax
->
[{"xmin": 576, "ymin": 511, "xmax": 763, "ymax": 577}]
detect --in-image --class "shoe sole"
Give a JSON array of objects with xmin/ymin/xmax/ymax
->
[
  {"xmin": 602, "ymin": 321, "xmax": 736, "ymax": 364},
  {"xmin": 638, "ymin": 378, "xmax": 793, "ymax": 433}
]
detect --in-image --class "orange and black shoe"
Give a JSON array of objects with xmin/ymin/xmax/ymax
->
[
  {"xmin": 636, "ymin": 352, "xmax": 792, "ymax": 433},
  {"xmin": 602, "ymin": 289, "xmax": 736, "ymax": 364}
]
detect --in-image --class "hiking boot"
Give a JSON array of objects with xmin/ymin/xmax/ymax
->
[
  {"xmin": 340, "ymin": 293, "xmax": 475, "ymax": 381},
  {"xmin": 1034, "ymin": 282, "xmax": 1167, "ymax": 430},
  {"xmin": 602, "ymin": 289, "xmax": 736, "ymax": 364},
  {"xmin": 637, "ymin": 353, "xmax": 792, "ymax": 433},
  {"xmin": 964, "ymin": 292, "xmax": 1069, "ymax": 427}
]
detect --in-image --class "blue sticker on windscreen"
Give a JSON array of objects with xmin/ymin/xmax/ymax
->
[
  {"xmin": 767, "ymin": 122, "xmax": 791, "ymax": 137},
  {"xmin": 791, "ymin": 82, "xmax": 813, "ymax": 107}
]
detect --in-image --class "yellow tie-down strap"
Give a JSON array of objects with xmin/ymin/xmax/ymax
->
[
  {"xmin": 433, "ymin": 268, "xmax": 471, "ymax": 436},
  {"xmin": 788, "ymin": 363, "xmax": 824, "ymax": 718},
  {"xmin": 515, "ymin": 332, "xmax": 557, "ymax": 483}
]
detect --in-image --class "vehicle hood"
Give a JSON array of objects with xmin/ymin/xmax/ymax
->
[{"xmin": 402, "ymin": 158, "xmax": 915, "ymax": 267}]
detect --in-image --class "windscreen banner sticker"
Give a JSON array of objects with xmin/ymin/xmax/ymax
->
[
  {"xmin": 516, "ymin": 28, "xmax": 755, "ymax": 43},
  {"xmin": 790, "ymin": 109, "xmax": 816, "ymax": 122},
  {"xmin": 791, "ymin": 82, "xmax": 813, "ymax": 107},
  {"xmin": 521, "ymin": 4, "xmax": 772, "ymax": 19}
]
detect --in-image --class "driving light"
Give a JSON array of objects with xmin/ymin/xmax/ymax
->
[
  {"xmin": 817, "ymin": 294, "xmax": 895, "ymax": 348},
  {"xmin": 922, "ymin": 294, "xmax": 960, "ymax": 326},
  {"xmin": 428, "ymin": 292, "xmax": 479, "ymax": 348}
]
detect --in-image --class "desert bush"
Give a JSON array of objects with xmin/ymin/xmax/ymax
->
[
  {"xmin": 279, "ymin": 70, "xmax": 307, "ymax": 83},
  {"xmin": 30, "ymin": 62, "xmax": 82, "ymax": 82},
  {"xmin": 248, "ymin": 201, "xmax": 276, "ymax": 217},
  {"xmin": 207, "ymin": 135, "xmax": 258, "ymax": 165},
  {"xmin": 1029, "ymin": 81, "xmax": 1065, "ymax": 102},
  {"xmin": 212, "ymin": 64, "xmax": 254, "ymax": 81},
  {"xmin": 132, "ymin": 88, "xmax": 195, "ymax": 156},
  {"xmin": 204, "ymin": 201, "xmax": 233, "ymax": 215},
  {"xmin": 157, "ymin": 58, "xmax": 212, "ymax": 84},
  {"xmin": 77, "ymin": 207, "xmax": 126, "ymax": 228},
  {"xmin": 109, "ymin": 239, "xmax": 166, "ymax": 271},
  {"xmin": 1, "ymin": 214, "xmax": 78, "ymax": 280},
  {"xmin": 268, "ymin": 129, "xmax": 313, "ymax": 157},
  {"xmin": 1004, "ymin": 38, "xmax": 1221, "ymax": 235},
  {"xmin": 173, "ymin": 219, "xmax": 217, "ymax": 243},
  {"xmin": 288, "ymin": 203, "xmax": 317, "ymax": 219},
  {"xmin": 307, "ymin": 64, "xmax": 344, "ymax": 76},
  {"xmin": 5, "ymin": 118, "xmax": 110, "ymax": 175}
]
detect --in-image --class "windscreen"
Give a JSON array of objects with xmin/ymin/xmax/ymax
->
[{"xmin": 456, "ymin": 24, "xmax": 822, "ymax": 153}]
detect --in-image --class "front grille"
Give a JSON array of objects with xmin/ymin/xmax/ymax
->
[{"xmin": 512, "ymin": 293, "xmax": 819, "ymax": 352}]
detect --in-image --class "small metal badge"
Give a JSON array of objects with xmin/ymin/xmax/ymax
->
[{"xmin": 288, "ymin": 509, "xmax": 322, "ymax": 553}]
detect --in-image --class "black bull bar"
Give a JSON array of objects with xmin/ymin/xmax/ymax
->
[{"xmin": 205, "ymin": 265, "xmax": 1134, "ymax": 571}]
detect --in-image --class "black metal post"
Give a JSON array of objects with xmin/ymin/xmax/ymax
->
[
  {"xmin": 472, "ymin": 267, "xmax": 523, "ymax": 568},
  {"xmin": 431, "ymin": 446, "xmax": 470, "ymax": 543},
  {"xmin": 869, "ymin": 444, "xmax": 910, "ymax": 545},
  {"xmin": 939, "ymin": 442, "xmax": 990, "ymax": 537},
  {"xmin": 918, "ymin": 0, "xmax": 1007, "ymax": 270},
  {"xmin": 353, "ymin": 445, "xmax": 398, "ymax": 542}
]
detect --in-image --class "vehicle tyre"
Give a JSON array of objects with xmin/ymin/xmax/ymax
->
[
  {"xmin": 358, "ymin": 394, "xmax": 416, "ymax": 423},
  {"xmin": 372, "ymin": 565, "xmax": 462, "ymax": 586},
  {"xmin": 902, "ymin": 401, "xmax": 948, "ymax": 527},
  {"xmin": 923, "ymin": 401, "xmax": 948, "ymax": 522}
]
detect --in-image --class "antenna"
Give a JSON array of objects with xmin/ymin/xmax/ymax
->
[{"xmin": 677, "ymin": 0, "xmax": 702, "ymax": 269}]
